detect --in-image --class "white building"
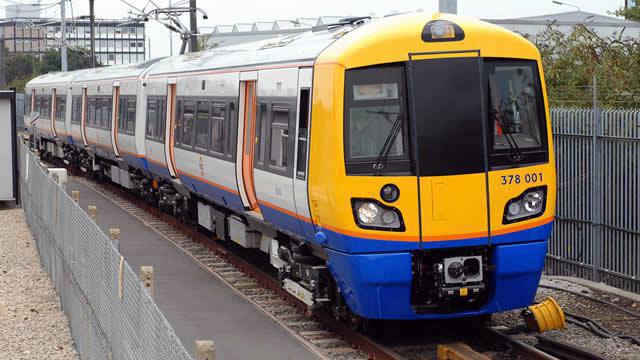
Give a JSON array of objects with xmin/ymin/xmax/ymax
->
[
  {"xmin": 5, "ymin": 1, "xmax": 42, "ymax": 19},
  {"xmin": 203, "ymin": 11, "xmax": 640, "ymax": 49},
  {"xmin": 491, "ymin": 11, "xmax": 640, "ymax": 39}
]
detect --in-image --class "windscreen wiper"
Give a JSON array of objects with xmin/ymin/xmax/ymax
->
[
  {"xmin": 365, "ymin": 110, "xmax": 403, "ymax": 172},
  {"xmin": 491, "ymin": 109, "xmax": 523, "ymax": 162}
]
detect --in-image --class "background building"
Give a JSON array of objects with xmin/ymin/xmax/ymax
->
[
  {"xmin": 203, "ymin": 11, "xmax": 640, "ymax": 49},
  {"xmin": 0, "ymin": 18, "xmax": 146, "ymax": 65},
  {"xmin": 491, "ymin": 10, "xmax": 640, "ymax": 38},
  {"xmin": 5, "ymin": 1, "xmax": 41, "ymax": 19}
]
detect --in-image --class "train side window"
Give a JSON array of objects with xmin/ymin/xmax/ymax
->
[
  {"xmin": 269, "ymin": 105, "xmax": 290, "ymax": 172},
  {"xmin": 211, "ymin": 102, "xmax": 225, "ymax": 155},
  {"xmin": 181, "ymin": 100, "xmax": 195, "ymax": 147},
  {"xmin": 146, "ymin": 98, "xmax": 157, "ymax": 139},
  {"xmin": 106, "ymin": 98, "xmax": 113, "ymax": 130},
  {"xmin": 98, "ymin": 98, "xmax": 106, "ymax": 129},
  {"xmin": 195, "ymin": 100, "xmax": 210, "ymax": 150},
  {"xmin": 256, "ymin": 101, "xmax": 268, "ymax": 166},
  {"xmin": 296, "ymin": 89, "xmax": 310, "ymax": 180},
  {"xmin": 126, "ymin": 97, "xmax": 136, "ymax": 133}
]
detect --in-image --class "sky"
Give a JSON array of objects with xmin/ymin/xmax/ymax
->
[{"xmin": 2, "ymin": 0, "xmax": 628, "ymax": 58}]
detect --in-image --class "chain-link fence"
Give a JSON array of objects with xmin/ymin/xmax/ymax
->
[
  {"xmin": 547, "ymin": 108, "xmax": 640, "ymax": 294},
  {"xmin": 18, "ymin": 141, "xmax": 193, "ymax": 360}
]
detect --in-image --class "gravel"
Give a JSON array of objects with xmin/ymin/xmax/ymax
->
[
  {"xmin": 492, "ymin": 275, "xmax": 640, "ymax": 360},
  {"xmin": 0, "ymin": 208, "xmax": 78, "ymax": 360}
]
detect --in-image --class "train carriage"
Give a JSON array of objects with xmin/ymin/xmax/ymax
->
[{"xmin": 26, "ymin": 12, "xmax": 556, "ymax": 322}]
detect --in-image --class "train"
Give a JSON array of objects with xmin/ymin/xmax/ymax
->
[{"xmin": 25, "ymin": 12, "xmax": 556, "ymax": 324}]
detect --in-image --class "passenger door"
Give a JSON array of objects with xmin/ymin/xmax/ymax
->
[
  {"xmin": 236, "ymin": 75, "xmax": 261, "ymax": 212},
  {"xmin": 293, "ymin": 68, "xmax": 315, "ymax": 238},
  {"xmin": 407, "ymin": 53, "xmax": 491, "ymax": 248},
  {"xmin": 165, "ymin": 80, "xmax": 179, "ymax": 180}
]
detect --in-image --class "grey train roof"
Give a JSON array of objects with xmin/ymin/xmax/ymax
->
[{"xmin": 27, "ymin": 22, "xmax": 358, "ymax": 86}]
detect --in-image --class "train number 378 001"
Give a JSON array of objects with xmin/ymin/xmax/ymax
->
[{"xmin": 500, "ymin": 173, "xmax": 543, "ymax": 185}]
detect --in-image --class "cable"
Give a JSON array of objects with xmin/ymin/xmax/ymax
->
[
  {"xmin": 539, "ymin": 284, "xmax": 640, "ymax": 319},
  {"xmin": 565, "ymin": 311, "xmax": 640, "ymax": 346}
]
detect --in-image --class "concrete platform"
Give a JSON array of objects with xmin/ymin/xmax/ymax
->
[{"xmin": 66, "ymin": 179, "xmax": 321, "ymax": 360}]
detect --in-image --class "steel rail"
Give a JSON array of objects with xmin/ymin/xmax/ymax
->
[
  {"xmin": 535, "ymin": 335, "xmax": 608, "ymax": 360},
  {"xmin": 484, "ymin": 328, "xmax": 559, "ymax": 360}
]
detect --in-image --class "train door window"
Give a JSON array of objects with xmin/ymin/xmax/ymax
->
[
  {"xmin": 175, "ymin": 100, "xmax": 183, "ymax": 145},
  {"xmin": 195, "ymin": 100, "xmax": 210, "ymax": 150},
  {"xmin": 159, "ymin": 98, "xmax": 166, "ymax": 141},
  {"xmin": 126, "ymin": 97, "xmax": 136, "ymax": 133},
  {"xmin": 256, "ymin": 101, "xmax": 268, "ymax": 166},
  {"xmin": 146, "ymin": 98, "xmax": 157, "ymax": 139},
  {"xmin": 71, "ymin": 96, "xmax": 80, "ymax": 124},
  {"xmin": 181, "ymin": 100, "xmax": 195, "ymax": 147},
  {"xmin": 97, "ymin": 98, "xmax": 104, "ymax": 128},
  {"xmin": 118, "ymin": 97, "xmax": 126, "ymax": 131},
  {"xmin": 296, "ymin": 89, "xmax": 310, "ymax": 180},
  {"xmin": 43, "ymin": 96, "xmax": 50, "ymax": 118},
  {"xmin": 88, "ymin": 97, "xmax": 95, "ymax": 127},
  {"xmin": 226, "ymin": 101, "xmax": 236, "ymax": 159},
  {"xmin": 269, "ymin": 105, "xmax": 290, "ymax": 172},
  {"xmin": 211, "ymin": 102, "xmax": 225, "ymax": 155},
  {"xmin": 56, "ymin": 96, "xmax": 66, "ymax": 121}
]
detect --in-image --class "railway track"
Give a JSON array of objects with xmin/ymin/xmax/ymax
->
[{"xmin": 65, "ymin": 169, "xmax": 602, "ymax": 360}]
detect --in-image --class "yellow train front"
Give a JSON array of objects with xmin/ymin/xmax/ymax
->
[{"xmin": 308, "ymin": 13, "xmax": 555, "ymax": 319}]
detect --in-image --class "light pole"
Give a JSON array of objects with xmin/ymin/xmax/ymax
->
[
  {"xmin": 551, "ymin": 1, "xmax": 581, "ymax": 12},
  {"xmin": 60, "ymin": 0, "xmax": 67, "ymax": 71}
]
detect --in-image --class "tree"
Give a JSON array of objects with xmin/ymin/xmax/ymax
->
[
  {"xmin": 610, "ymin": 6, "xmax": 640, "ymax": 21},
  {"xmin": 525, "ymin": 24, "xmax": 640, "ymax": 108},
  {"xmin": 38, "ymin": 48, "xmax": 96, "ymax": 73},
  {"xmin": 4, "ymin": 53, "xmax": 39, "ymax": 83}
]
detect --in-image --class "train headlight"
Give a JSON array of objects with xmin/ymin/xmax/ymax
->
[
  {"xmin": 523, "ymin": 192, "xmax": 543, "ymax": 212},
  {"xmin": 357, "ymin": 202, "xmax": 378, "ymax": 224},
  {"xmin": 503, "ymin": 186, "xmax": 547, "ymax": 224},
  {"xmin": 422, "ymin": 20, "xmax": 465, "ymax": 42},
  {"xmin": 352, "ymin": 199, "xmax": 405, "ymax": 231}
]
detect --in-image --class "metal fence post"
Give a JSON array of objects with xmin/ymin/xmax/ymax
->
[
  {"xmin": 140, "ymin": 266, "xmax": 154, "ymax": 298},
  {"xmin": 195, "ymin": 340, "xmax": 215, "ymax": 360},
  {"xmin": 109, "ymin": 228, "xmax": 120, "ymax": 251},
  {"xmin": 88, "ymin": 205, "xmax": 97, "ymax": 221},
  {"xmin": 71, "ymin": 190, "xmax": 80, "ymax": 203},
  {"xmin": 591, "ymin": 75, "xmax": 602, "ymax": 283}
]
